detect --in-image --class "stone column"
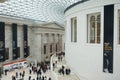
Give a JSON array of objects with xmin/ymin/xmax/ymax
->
[
  {"xmin": 57, "ymin": 34, "xmax": 61, "ymax": 52},
  {"xmin": 27, "ymin": 27, "xmax": 35, "ymax": 62},
  {"xmin": 51, "ymin": 34, "xmax": 54, "ymax": 54},
  {"xmin": 61, "ymin": 34, "xmax": 65, "ymax": 52},
  {"xmin": 5, "ymin": 24, "xmax": 12, "ymax": 61},
  {"xmin": 45, "ymin": 33, "xmax": 49, "ymax": 58},
  {"xmin": 59, "ymin": 34, "xmax": 62, "ymax": 51},
  {"xmin": 45, "ymin": 33, "xmax": 52, "ymax": 61},
  {"xmin": 34, "ymin": 33, "xmax": 42, "ymax": 62},
  {"xmin": 41, "ymin": 33, "xmax": 45, "ymax": 62},
  {"xmin": 52, "ymin": 34, "xmax": 56, "ymax": 53},
  {"xmin": 47, "ymin": 33, "xmax": 50, "ymax": 55},
  {"xmin": 54, "ymin": 34, "xmax": 58, "ymax": 52},
  {"xmin": 17, "ymin": 26, "xmax": 24, "ymax": 59}
]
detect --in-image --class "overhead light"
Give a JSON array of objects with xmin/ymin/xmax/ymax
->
[{"xmin": 0, "ymin": 0, "xmax": 7, "ymax": 3}]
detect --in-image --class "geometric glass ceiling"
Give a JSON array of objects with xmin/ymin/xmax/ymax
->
[{"xmin": 0, "ymin": 0, "xmax": 82, "ymax": 25}]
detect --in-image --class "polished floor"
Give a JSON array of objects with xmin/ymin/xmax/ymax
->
[
  {"xmin": 1, "ymin": 67, "xmax": 53, "ymax": 80},
  {"xmin": 1, "ymin": 54, "xmax": 80, "ymax": 80},
  {"xmin": 51, "ymin": 54, "xmax": 80, "ymax": 80}
]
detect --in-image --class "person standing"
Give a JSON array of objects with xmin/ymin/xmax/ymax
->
[
  {"xmin": 29, "ymin": 69, "xmax": 32, "ymax": 74},
  {"xmin": 19, "ymin": 72, "xmax": 22, "ymax": 78},
  {"xmin": 53, "ymin": 63, "xmax": 55, "ymax": 71},
  {"xmin": 48, "ymin": 77, "xmax": 51, "ymax": 80},
  {"xmin": 68, "ymin": 68, "xmax": 71, "ymax": 75},
  {"xmin": 36, "ymin": 76, "xmax": 39, "ymax": 80},
  {"xmin": 39, "ymin": 76, "xmax": 41, "ymax": 80},
  {"xmin": 4, "ymin": 70, "xmax": 7, "ymax": 75},
  {"xmin": 28, "ymin": 76, "xmax": 31, "ymax": 80},
  {"xmin": 16, "ymin": 72, "xmax": 18, "ymax": 78},
  {"xmin": 23, "ymin": 70, "xmax": 25, "ymax": 76}
]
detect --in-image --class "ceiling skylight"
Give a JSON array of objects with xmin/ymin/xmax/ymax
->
[{"xmin": 0, "ymin": 0, "xmax": 81, "ymax": 25}]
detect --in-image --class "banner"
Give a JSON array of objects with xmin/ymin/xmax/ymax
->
[
  {"xmin": 0, "ymin": 22, "xmax": 5, "ymax": 62},
  {"xmin": 12, "ymin": 23, "xmax": 18, "ymax": 60},
  {"xmin": 103, "ymin": 5, "xmax": 114, "ymax": 73},
  {"xmin": 23, "ymin": 24, "xmax": 29, "ymax": 58}
]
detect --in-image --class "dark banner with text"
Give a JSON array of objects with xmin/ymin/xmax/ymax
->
[
  {"xmin": 0, "ymin": 22, "xmax": 5, "ymax": 62},
  {"xmin": 103, "ymin": 5, "xmax": 114, "ymax": 73},
  {"xmin": 12, "ymin": 23, "xmax": 19, "ymax": 60},
  {"xmin": 23, "ymin": 24, "xmax": 29, "ymax": 58}
]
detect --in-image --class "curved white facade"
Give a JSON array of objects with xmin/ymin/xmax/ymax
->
[{"xmin": 65, "ymin": 0, "xmax": 120, "ymax": 80}]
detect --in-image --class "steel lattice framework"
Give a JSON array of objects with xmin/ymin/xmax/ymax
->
[{"xmin": 0, "ymin": 0, "xmax": 81, "ymax": 25}]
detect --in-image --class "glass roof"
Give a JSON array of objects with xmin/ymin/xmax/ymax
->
[{"xmin": 0, "ymin": 0, "xmax": 81, "ymax": 25}]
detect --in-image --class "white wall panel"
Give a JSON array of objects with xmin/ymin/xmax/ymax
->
[{"xmin": 65, "ymin": 1, "xmax": 120, "ymax": 80}]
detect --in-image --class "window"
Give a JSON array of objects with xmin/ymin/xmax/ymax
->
[
  {"xmin": 5, "ymin": 48, "xmax": 9, "ymax": 60},
  {"xmin": 44, "ymin": 45, "xmax": 46, "ymax": 54},
  {"xmin": 71, "ymin": 17, "xmax": 77, "ymax": 42},
  {"xmin": 50, "ymin": 44, "xmax": 52, "ymax": 53},
  {"xmin": 56, "ymin": 44, "xmax": 57, "ymax": 52},
  {"xmin": 118, "ymin": 10, "xmax": 120, "ymax": 44},
  {"xmin": 87, "ymin": 12, "xmax": 101, "ymax": 43}
]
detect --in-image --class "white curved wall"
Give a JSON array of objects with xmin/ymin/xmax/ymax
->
[{"xmin": 65, "ymin": 0, "xmax": 120, "ymax": 80}]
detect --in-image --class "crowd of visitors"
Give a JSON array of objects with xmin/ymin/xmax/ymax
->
[
  {"xmin": 58, "ymin": 65, "xmax": 71, "ymax": 75},
  {"xmin": 3, "ymin": 61, "xmax": 52, "ymax": 80},
  {"xmin": 53, "ymin": 51, "xmax": 71, "ymax": 76},
  {"xmin": 1, "ymin": 51, "xmax": 70, "ymax": 80}
]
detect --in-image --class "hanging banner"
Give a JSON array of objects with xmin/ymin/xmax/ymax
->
[
  {"xmin": 23, "ymin": 24, "xmax": 29, "ymax": 58},
  {"xmin": 12, "ymin": 23, "xmax": 18, "ymax": 60},
  {"xmin": 0, "ymin": 22, "xmax": 5, "ymax": 62},
  {"xmin": 103, "ymin": 5, "xmax": 114, "ymax": 73}
]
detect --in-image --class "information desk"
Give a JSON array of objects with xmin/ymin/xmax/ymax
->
[{"xmin": 2, "ymin": 59, "xmax": 27, "ymax": 71}]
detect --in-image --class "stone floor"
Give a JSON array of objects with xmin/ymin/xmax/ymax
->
[
  {"xmin": 0, "ymin": 54, "xmax": 80, "ymax": 80},
  {"xmin": 1, "ymin": 67, "xmax": 53, "ymax": 80},
  {"xmin": 51, "ymin": 54, "xmax": 80, "ymax": 80}
]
